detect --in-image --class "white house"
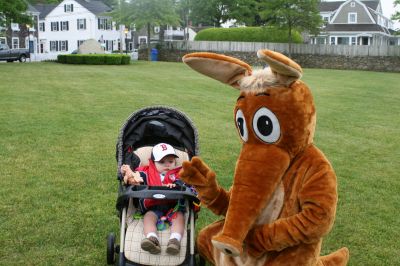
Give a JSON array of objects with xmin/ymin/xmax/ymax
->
[{"xmin": 34, "ymin": 0, "xmax": 126, "ymax": 60}]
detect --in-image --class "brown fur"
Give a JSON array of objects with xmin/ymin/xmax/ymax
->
[{"xmin": 180, "ymin": 50, "xmax": 349, "ymax": 265}]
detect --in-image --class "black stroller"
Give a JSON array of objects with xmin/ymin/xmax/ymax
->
[{"xmin": 107, "ymin": 106, "xmax": 200, "ymax": 266}]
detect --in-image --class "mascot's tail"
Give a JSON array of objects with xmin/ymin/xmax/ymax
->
[{"xmin": 319, "ymin": 247, "xmax": 349, "ymax": 266}]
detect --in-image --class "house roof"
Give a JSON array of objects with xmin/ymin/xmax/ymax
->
[
  {"xmin": 75, "ymin": 0, "xmax": 112, "ymax": 15},
  {"xmin": 34, "ymin": 0, "xmax": 112, "ymax": 19},
  {"xmin": 361, "ymin": 0, "xmax": 379, "ymax": 10},
  {"xmin": 27, "ymin": 3, "xmax": 39, "ymax": 14},
  {"xmin": 319, "ymin": 0, "xmax": 379, "ymax": 12},
  {"xmin": 319, "ymin": 1, "xmax": 343, "ymax": 12},
  {"xmin": 325, "ymin": 23, "xmax": 390, "ymax": 34},
  {"xmin": 34, "ymin": 4, "xmax": 58, "ymax": 19}
]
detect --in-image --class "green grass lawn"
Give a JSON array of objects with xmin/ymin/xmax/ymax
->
[{"xmin": 0, "ymin": 61, "xmax": 399, "ymax": 265}]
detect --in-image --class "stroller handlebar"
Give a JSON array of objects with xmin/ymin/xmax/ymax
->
[{"xmin": 116, "ymin": 185, "xmax": 200, "ymax": 211}]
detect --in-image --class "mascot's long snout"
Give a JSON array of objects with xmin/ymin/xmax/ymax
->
[{"xmin": 211, "ymin": 144, "xmax": 290, "ymax": 256}]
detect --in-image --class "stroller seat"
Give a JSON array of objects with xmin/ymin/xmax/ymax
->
[
  {"xmin": 124, "ymin": 146, "xmax": 190, "ymax": 265},
  {"xmin": 110, "ymin": 106, "xmax": 200, "ymax": 266}
]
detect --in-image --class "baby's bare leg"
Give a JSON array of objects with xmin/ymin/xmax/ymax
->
[
  {"xmin": 143, "ymin": 211, "xmax": 158, "ymax": 236},
  {"xmin": 170, "ymin": 211, "xmax": 184, "ymax": 237}
]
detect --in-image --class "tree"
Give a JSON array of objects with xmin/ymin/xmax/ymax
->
[
  {"xmin": 0, "ymin": 0, "xmax": 32, "ymax": 27},
  {"xmin": 27, "ymin": 0, "xmax": 60, "ymax": 4},
  {"xmin": 258, "ymin": 0, "xmax": 323, "ymax": 55},
  {"xmin": 188, "ymin": 0, "xmax": 230, "ymax": 27},
  {"xmin": 110, "ymin": 0, "xmax": 180, "ymax": 59},
  {"xmin": 392, "ymin": 0, "xmax": 400, "ymax": 32},
  {"xmin": 229, "ymin": 0, "xmax": 266, "ymax": 26}
]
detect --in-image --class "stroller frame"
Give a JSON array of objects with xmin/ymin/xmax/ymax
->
[{"xmin": 108, "ymin": 106, "xmax": 200, "ymax": 266}]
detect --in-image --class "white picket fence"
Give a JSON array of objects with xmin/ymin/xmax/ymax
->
[{"xmin": 167, "ymin": 41, "xmax": 400, "ymax": 57}]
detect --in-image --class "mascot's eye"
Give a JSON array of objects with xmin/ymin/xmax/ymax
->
[
  {"xmin": 235, "ymin": 109, "xmax": 248, "ymax": 142},
  {"xmin": 252, "ymin": 107, "xmax": 280, "ymax": 143}
]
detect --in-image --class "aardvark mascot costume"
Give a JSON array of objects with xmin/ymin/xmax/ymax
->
[{"xmin": 179, "ymin": 50, "xmax": 349, "ymax": 266}]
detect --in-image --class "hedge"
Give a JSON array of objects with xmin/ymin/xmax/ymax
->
[
  {"xmin": 194, "ymin": 26, "xmax": 303, "ymax": 43},
  {"xmin": 57, "ymin": 54, "xmax": 131, "ymax": 65}
]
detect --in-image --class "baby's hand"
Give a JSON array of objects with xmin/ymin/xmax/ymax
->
[{"xmin": 164, "ymin": 183, "xmax": 176, "ymax": 188}]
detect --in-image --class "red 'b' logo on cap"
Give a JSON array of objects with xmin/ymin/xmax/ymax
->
[{"xmin": 161, "ymin": 144, "xmax": 168, "ymax": 151}]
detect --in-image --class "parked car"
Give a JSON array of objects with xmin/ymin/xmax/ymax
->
[{"xmin": 0, "ymin": 44, "xmax": 30, "ymax": 62}]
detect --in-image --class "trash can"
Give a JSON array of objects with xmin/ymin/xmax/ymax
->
[{"xmin": 151, "ymin": 48, "xmax": 158, "ymax": 61}]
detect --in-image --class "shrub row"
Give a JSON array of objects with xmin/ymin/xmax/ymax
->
[
  {"xmin": 57, "ymin": 54, "xmax": 131, "ymax": 65},
  {"xmin": 194, "ymin": 26, "xmax": 303, "ymax": 43}
]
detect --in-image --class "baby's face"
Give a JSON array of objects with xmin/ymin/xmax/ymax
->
[{"xmin": 155, "ymin": 155, "xmax": 176, "ymax": 173}]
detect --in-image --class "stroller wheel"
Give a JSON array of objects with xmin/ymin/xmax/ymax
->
[{"xmin": 107, "ymin": 233, "xmax": 116, "ymax": 264}]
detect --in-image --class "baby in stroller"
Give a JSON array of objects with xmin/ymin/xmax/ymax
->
[
  {"xmin": 108, "ymin": 106, "xmax": 200, "ymax": 266},
  {"xmin": 121, "ymin": 143, "xmax": 186, "ymax": 255}
]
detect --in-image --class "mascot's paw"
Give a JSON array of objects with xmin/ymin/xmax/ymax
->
[
  {"xmin": 180, "ymin": 157, "xmax": 221, "ymax": 204},
  {"xmin": 212, "ymin": 234, "xmax": 243, "ymax": 257}
]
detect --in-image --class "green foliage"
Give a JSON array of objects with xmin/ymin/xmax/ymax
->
[
  {"xmin": 258, "ymin": 0, "xmax": 322, "ymax": 42},
  {"xmin": 27, "ymin": 0, "xmax": 61, "ymax": 4},
  {"xmin": 121, "ymin": 55, "xmax": 131, "ymax": 65},
  {"xmin": 110, "ymin": 0, "xmax": 180, "ymax": 60},
  {"xmin": 393, "ymin": 0, "xmax": 400, "ymax": 25},
  {"xmin": 0, "ymin": 0, "xmax": 32, "ymax": 27},
  {"xmin": 104, "ymin": 54, "xmax": 121, "ymax": 65},
  {"xmin": 229, "ymin": 0, "xmax": 266, "ymax": 26},
  {"xmin": 194, "ymin": 26, "xmax": 302, "ymax": 43},
  {"xmin": 57, "ymin": 54, "xmax": 66, "ymax": 64},
  {"xmin": 58, "ymin": 54, "xmax": 130, "ymax": 65},
  {"xmin": 187, "ymin": 0, "xmax": 230, "ymax": 27}
]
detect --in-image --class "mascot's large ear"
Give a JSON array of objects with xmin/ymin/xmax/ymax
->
[
  {"xmin": 183, "ymin": 52, "xmax": 252, "ymax": 89},
  {"xmin": 257, "ymin": 49, "xmax": 303, "ymax": 81}
]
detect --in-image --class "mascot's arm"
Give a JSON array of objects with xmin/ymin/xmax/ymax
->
[
  {"xmin": 246, "ymin": 162, "xmax": 337, "ymax": 254},
  {"xmin": 180, "ymin": 156, "xmax": 230, "ymax": 216}
]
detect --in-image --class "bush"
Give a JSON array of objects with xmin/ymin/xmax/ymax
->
[
  {"xmin": 121, "ymin": 55, "xmax": 131, "ymax": 65},
  {"xmin": 66, "ymin": 54, "xmax": 85, "ymax": 64},
  {"xmin": 58, "ymin": 54, "xmax": 130, "ymax": 65},
  {"xmin": 194, "ymin": 27, "xmax": 303, "ymax": 43},
  {"xmin": 104, "ymin": 54, "xmax": 122, "ymax": 65},
  {"xmin": 84, "ymin": 54, "xmax": 105, "ymax": 65},
  {"xmin": 57, "ymin": 54, "xmax": 67, "ymax": 64}
]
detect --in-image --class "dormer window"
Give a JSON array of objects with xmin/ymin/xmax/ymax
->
[
  {"xmin": 64, "ymin": 4, "xmax": 74, "ymax": 12},
  {"xmin": 348, "ymin": 12, "xmax": 357, "ymax": 23},
  {"xmin": 350, "ymin": 2, "xmax": 355, "ymax": 7}
]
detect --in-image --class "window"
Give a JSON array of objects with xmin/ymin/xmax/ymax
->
[
  {"xmin": 77, "ymin": 19, "xmax": 86, "ymax": 30},
  {"xmin": 350, "ymin": 2, "xmax": 355, "ymax": 7},
  {"xmin": 337, "ymin": 37, "xmax": 350, "ymax": 45},
  {"xmin": 139, "ymin": 36, "xmax": 147, "ymax": 45},
  {"xmin": 59, "ymin": 40, "xmax": 68, "ymax": 51},
  {"xmin": 77, "ymin": 40, "xmax": 85, "ymax": 48},
  {"xmin": 98, "ymin": 18, "xmax": 111, "ymax": 30},
  {"xmin": 99, "ymin": 40, "xmax": 114, "ymax": 51},
  {"xmin": 61, "ymin": 21, "xmax": 69, "ymax": 31},
  {"xmin": 50, "ymin": 41, "xmax": 58, "ymax": 51},
  {"xmin": 0, "ymin": 37, "xmax": 6, "ymax": 44},
  {"xmin": 12, "ymin": 38, "xmax": 19, "ymax": 49},
  {"xmin": 330, "ymin": 37, "xmax": 336, "ymax": 45},
  {"xmin": 348, "ymin": 13, "xmax": 357, "ymax": 23},
  {"xmin": 64, "ymin": 4, "xmax": 73, "ymax": 12},
  {"xmin": 39, "ymin": 22, "xmax": 45, "ymax": 32},
  {"xmin": 11, "ymin": 23, "xmax": 20, "ymax": 31},
  {"xmin": 51, "ymin": 22, "xmax": 59, "ymax": 31},
  {"xmin": 351, "ymin": 37, "xmax": 356, "ymax": 45}
]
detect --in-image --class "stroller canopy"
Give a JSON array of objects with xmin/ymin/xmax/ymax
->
[{"xmin": 116, "ymin": 106, "xmax": 199, "ymax": 168}]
